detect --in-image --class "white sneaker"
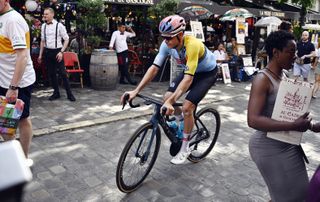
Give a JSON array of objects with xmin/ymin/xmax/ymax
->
[
  {"xmin": 170, "ymin": 149, "xmax": 191, "ymax": 165},
  {"xmin": 26, "ymin": 158, "xmax": 34, "ymax": 167}
]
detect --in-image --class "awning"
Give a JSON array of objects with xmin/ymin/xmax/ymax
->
[
  {"xmin": 178, "ymin": 0, "xmax": 320, "ymax": 20},
  {"xmin": 103, "ymin": 0, "xmax": 158, "ymax": 6},
  {"xmin": 178, "ymin": 0, "xmax": 286, "ymax": 18},
  {"xmin": 177, "ymin": 0, "xmax": 215, "ymax": 14}
]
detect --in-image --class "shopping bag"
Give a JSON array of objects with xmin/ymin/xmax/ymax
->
[
  {"xmin": 0, "ymin": 96, "xmax": 24, "ymax": 140},
  {"xmin": 267, "ymin": 78, "xmax": 313, "ymax": 145}
]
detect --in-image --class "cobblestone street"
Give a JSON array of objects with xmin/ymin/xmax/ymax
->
[{"xmin": 23, "ymin": 81, "xmax": 320, "ymax": 201}]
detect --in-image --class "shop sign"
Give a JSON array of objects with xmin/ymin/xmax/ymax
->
[
  {"xmin": 104, "ymin": 0, "xmax": 154, "ymax": 5},
  {"xmin": 236, "ymin": 17, "xmax": 246, "ymax": 44},
  {"xmin": 190, "ymin": 21, "xmax": 204, "ymax": 42},
  {"xmin": 259, "ymin": 10, "xmax": 285, "ymax": 18}
]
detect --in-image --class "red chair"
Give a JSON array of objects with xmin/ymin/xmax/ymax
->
[
  {"xmin": 31, "ymin": 54, "xmax": 47, "ymax": 84},
  {"xmin": 63, "ymin": 52, "xmax": 84, "ymax": 88},
  {"xmin": 128, "ymin": 50, "xmax": 143, "ymax": 76}
]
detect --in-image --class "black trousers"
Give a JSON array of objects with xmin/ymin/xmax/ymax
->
[
  {"xmin": 117, "ymin": 50, "xmax": 133, "ymax": 83},
  {"xmin": 44, "ymin": 48, "xmax": 72, "ymax": 95}
]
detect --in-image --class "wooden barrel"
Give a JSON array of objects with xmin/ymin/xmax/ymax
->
[{"xmin": 89, "ymin": 50, "xmax": 118, "ymax": 90}]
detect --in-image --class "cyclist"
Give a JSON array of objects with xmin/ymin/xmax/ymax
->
[{"xmin": 121, "ymin": 15, "xmax": 217, "ymax": 164}]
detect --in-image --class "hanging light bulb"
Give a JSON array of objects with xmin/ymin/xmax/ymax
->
[{"xmin": 25, "ymin": 0, "xmax": 38, "ymax": 12}]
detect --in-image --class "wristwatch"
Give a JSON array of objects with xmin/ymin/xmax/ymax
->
[{"xmin": 9, "ymin": 85, "xmax": 18, "ymax": 90}]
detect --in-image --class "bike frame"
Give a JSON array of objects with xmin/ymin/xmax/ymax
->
[{"xmin": 134, "ymin": 100, "xmax": 210, "ymax": 161}]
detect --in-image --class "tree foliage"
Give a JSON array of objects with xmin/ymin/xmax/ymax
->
[
  {"xmin": 280, "ymin": 0, "xmax": 315, "ymax": 26},
  {"xmin": 148, "ymin": 0, "xmax": 179, "ymax": 24},
  {"xmin": 77, "ymin": 0, "xmax": 106, "ymax": 50}
]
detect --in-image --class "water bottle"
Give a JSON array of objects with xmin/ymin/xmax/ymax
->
[
  {"xmin": 177, "ymin": 120, "xmax": 184, "ymax": 139},
  {"xmin": 167, "ymin": 120, "xmax": 179, "ymax": 137}
]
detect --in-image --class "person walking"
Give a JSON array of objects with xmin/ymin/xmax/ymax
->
[
  {"xmin": 294, "ymin": 31, "xmax": 316, "ymax": 82},
  {"xmin": 278, "ymin": 21, "xmax": 293, "ymax": 33},
  {"xmin": 312, "ymin": 43, "xmax": 320, "ymax": 98},
  {"xmin": 247, "ymin": 31, "xmax": 311, "ymax": 201},
  {"xmin": 109, "ymin": 23, "xmax": 137, "ymax": 85},
  {"xmin": 0, "ymin": 0, "xmax": 36, "ymax": 166},
  {"xmin": 38, "ymin": 7, "xmax": 76, "ymax": 101}
]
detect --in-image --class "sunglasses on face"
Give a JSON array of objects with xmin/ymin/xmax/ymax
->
[{"xmin": 162, "ymin": 36, "xmax": 174, "ymax": 41}]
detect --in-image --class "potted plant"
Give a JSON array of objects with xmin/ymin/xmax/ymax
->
[
  {"xmin": 77, "ymin": 0, "xmax": 106, "ymax": 52},
  {"xmin": 77, "ymin": 0, "xmax": 107, "ymax": 86}
]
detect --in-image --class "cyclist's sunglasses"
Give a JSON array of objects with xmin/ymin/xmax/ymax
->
[{"xmin": 162, "ymin": 36, "xmax": 175, "ymax": 41}]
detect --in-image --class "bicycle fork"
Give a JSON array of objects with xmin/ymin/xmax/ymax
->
[{"xmin": 135, "ymin": 111, "xmax": 161, "ymax": 164}]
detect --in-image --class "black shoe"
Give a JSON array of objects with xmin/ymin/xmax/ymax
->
[
  {"xmin": 67, "ymin": 94, "xmax": 76, "ymax": 102},
  {"xmin": 120, "ymin": 80, "xmax": 129, "ymax": 84},
  {"xmin": 49, "ymin": 93, "xmax": 60, "ymax": 101},
  {"xmin": 129, "ymin": 81, "xmax": 137, "ymax": 85}
]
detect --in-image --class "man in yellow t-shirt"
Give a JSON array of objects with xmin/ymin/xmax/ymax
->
[{"xmin": 0, "ymin": 0, "xmax": 36, "ymax": 166}]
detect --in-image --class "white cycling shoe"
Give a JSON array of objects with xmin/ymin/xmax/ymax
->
[
  {"xmin": 170, "ymin": 149, "xmax": 191, "ymax": 165},
  {"xmin": 26, "ymin": 158, "xmax": 34, "ymax": 167}
]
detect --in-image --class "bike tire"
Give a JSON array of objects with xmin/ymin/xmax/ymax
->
[
  {"xmin": 116, "ymin": 122, "xmax": 161, "ymax": 193},
  {"xmin": 188, "ymin": 107, "xmax": 221, "ymax": 163}
]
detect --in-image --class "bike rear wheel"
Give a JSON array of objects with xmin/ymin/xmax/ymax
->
[
  {"xmin": 116, "ymin": 122, "xmax": 161, "ymax": 193},
  {"xmin": 188, "ymin": 107, "xmax": 220, "ymax": 163}
]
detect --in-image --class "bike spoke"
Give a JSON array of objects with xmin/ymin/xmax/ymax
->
[
  {"xmin": 188, "ymin": 108, "xmax": 220, "ymax": 161},
  {"xmin": 120, "ymin": 127, "xmax": 157, "ymax": 187}
]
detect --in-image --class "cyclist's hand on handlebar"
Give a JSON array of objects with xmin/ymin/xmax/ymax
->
[
  {"xmin": 120, "ymin": 90, "xmax": 138, "ymax": 106},
  {"xmin": 161, "ymin": 102, "xmax": 174, "ymax": 116}
]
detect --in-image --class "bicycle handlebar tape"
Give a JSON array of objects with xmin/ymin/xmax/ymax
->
[
  {"xmin": 122, "ymin": 94, "xmax": 130, "ymax": 110},
  {"xmin": 161, "ymin": 107, "xmax": 167, "ymax": 116},
  {"xmin": 129, "ymin": 99, "xmax": 140, "ymax": 108}
]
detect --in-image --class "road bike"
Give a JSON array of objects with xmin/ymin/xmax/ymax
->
[{"xmin": 116, "ymin": 94, "xmax": 221, "ymax": 193}]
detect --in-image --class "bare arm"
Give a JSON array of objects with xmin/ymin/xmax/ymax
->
[
  {"xmin": 61, "ymin": 38, "xmax": 69, "ymax": 53},
  {"xmin": 247, "ymin": 73, "xmax": 310, "ymax": 132},
  {"xmin": 127, "ymin": 27, "xmax": 136, "ymax": 37},
  {"xmin": 56, "ymin": 38, "xmax": 69, "ymax": 62},
  {"xmin": 6, "ymin": 48, "xmax": 28, "ymax": 102},
  {"xmin": 135, "ymin": 65, "xmax": 159, "ymax": 92},
  {"xmin": 37, "ymin": 40, "xmax": 45, "ymax": 63},
  {"xmin": 303, "ymin": 51, "xmax": 316, "ymax": 59},
  {"xmin": 120, "ymin": 65, "xmax": 159, "ymax": 104},
  {"xmin": 11, "ymin": 49, "xmax": 28, "ymax": 86}
]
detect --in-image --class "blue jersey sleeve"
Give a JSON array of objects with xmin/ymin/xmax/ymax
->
[{"xmin": 153, "ymin": 41, "xmax": 170, "ymax": 68}]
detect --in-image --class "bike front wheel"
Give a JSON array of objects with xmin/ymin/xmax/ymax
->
[
  {"xmin": 188, "ymin": 107, "xmax": 220, "ymax": 163},
  {"xmin": 116, "ymin": 122, "xmax": 161, "ymax": 193}
]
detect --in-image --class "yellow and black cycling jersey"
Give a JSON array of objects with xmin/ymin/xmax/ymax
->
[{"xmin": 153, "ymin": 35, "xmax": 217, "ymax": 76}]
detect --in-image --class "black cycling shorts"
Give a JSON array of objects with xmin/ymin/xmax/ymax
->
[
  {"xmin": 167, "ymin": 67, "xmax": 218, "ymax": 105},
  {"xmin": 0, "ymin": 85, "xmax": 33, "ymax": 119}
]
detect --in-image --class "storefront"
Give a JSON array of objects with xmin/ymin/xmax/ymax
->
[{"xmin": 103, "ymin": 0, "xmax": 159, "ymax": 48}]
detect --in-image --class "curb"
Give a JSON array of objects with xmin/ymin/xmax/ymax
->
[{"xmin": 33, "ymin": 94, "xmax": 246, "ymax": 137}]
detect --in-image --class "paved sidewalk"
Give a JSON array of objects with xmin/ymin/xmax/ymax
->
[{"xmin": 30, "ymin": 80, "xmax": 252, "ymax": 136}]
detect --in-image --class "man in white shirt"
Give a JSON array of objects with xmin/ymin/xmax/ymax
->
[
  {"xmin": 109, "ymin": 23, "xmax": 137, "ymax": 85},
  {"xmin": 213, "ymin": 43, "xmax": 229, "ymax": 64},
  {"xmin": 38, "ymin": 7, "xmax": 75, "ymax": 101},
  {"xmin": 0, "ymin": 0, "xmax": 36, "ymax": 166}
]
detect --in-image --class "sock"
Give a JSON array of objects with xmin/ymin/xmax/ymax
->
[{"xmin": 180, "ymin": 133, "xmax": 190, "ymax": 153}]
